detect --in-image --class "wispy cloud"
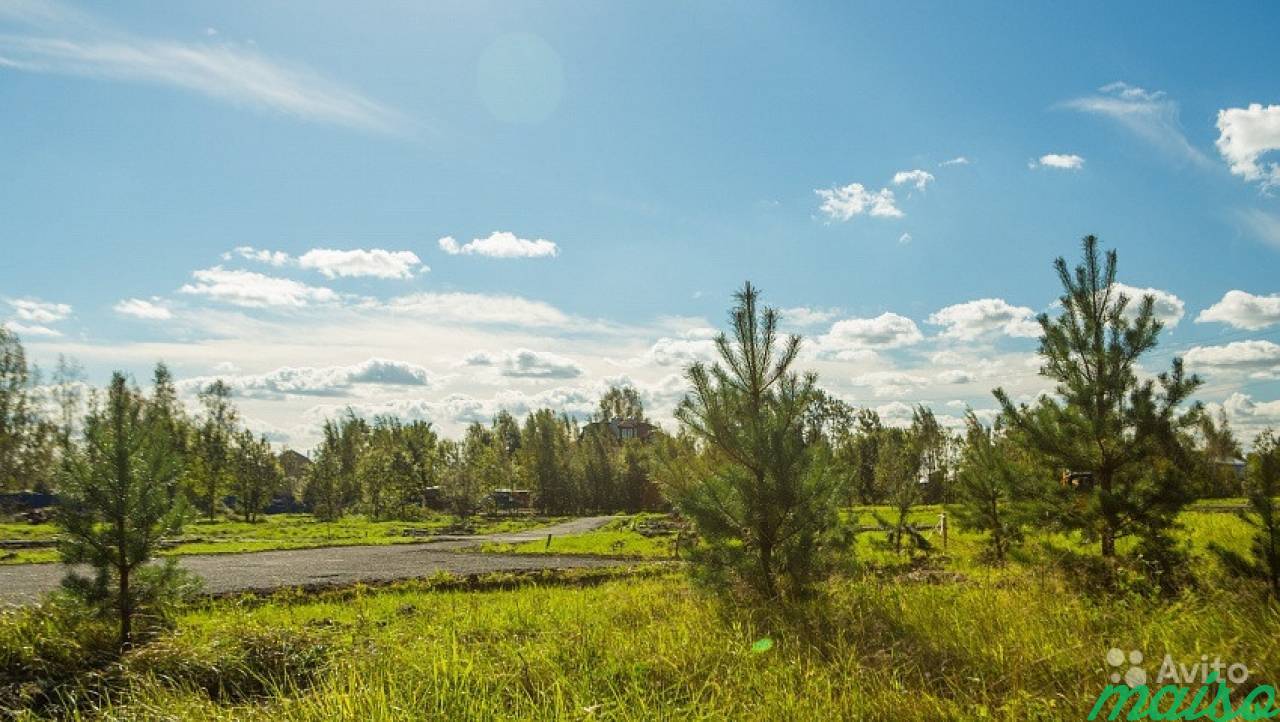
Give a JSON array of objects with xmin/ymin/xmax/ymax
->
[
  {"xmin": 1062, "ymin": 82, "xmax": 1213, "ymax": 169},
  {"xmin": 0, "ymin": 0, "xmax": 405, "ymax": 134}
]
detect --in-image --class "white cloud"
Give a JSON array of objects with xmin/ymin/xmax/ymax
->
[
  {"xmin": 1064, "ymin": 83, "xmax": 1212, "ymax": 168},
  {"xmin": 463, "ymin": 348, "xmax": 584, "ymax": 379},
  {"xmin": 1215, "ymin": 103, "xmax": 1280, "ymax": 188},
  {"xmin": 178, "ymin": 357, "xmax": 438, "ymax": 399},
  {"xmin": 935, "ymin": 369, "xmax": 975, "ymax": 385},
  {"xmin": 1184, "ymin": 340, "xmax": 1280, "ymax": 380},
  {"xmin": 1196, "ymin": 290, "xmax": 1280, "ymax": 330},
  {"xmin": 817, "ymin": 313, "xmax": 923, "ymax": 356},
  {"xmin": 0, "ymin": 22, "xmax": 404, "ymax": 134},
  {"xmin": 2, "ymin": 320, "xmax": 61, "ymax": 337},
  {"xmin": 815, "ymin": 183, "xmax": 903, "ymax": 221},
  {"xmin": 7, "ymin": 297, "xmax": 71, "ymax": 323},
  {"xmin": 438, "ymin": 231, "xmax": 559, "ymax": 259},
  {"xmin": 897, "ymin": 232, "xmax": 912, "ymax": 245},
  {"xmin": 1035, "ymin": 153, "xmax": 1085, "ymax": 170},
  {"xmin": 781, "ymin": 306, "xmax": 840, "ymax": 327},
  {"xmin": 927, "ymin": 298, "xmax": 1040, "ymax": 341},
  {"xmin": 179, "ymin": 267, "xmax": 338, "ymax": 308},
  {"xmin": 113, "ymin": 297, "xmax": 172, "ymax": 320},
  {"xmin": 298, "ymin": 248, "xmax": 424, "ymax": 279},
  {"xmin": 1220, "ymin": 392, "xmax": 1280, "ymax": 431},
  {"xmin": 850, "ymin": 371, "xmax": 928, "ymax": 397},
  {"xmin": 225, "ymin": 246, "xmax": 290, "ymax": 266},
  {"xmin": 939, "ymin": 157, "xmax": 969, "ymax": 166},
  {"xmin": 892, "ymin": 169, "xmax": 934, "ymax": 191},
  {"xmin": 1111, "ymin": 283, "xmax": 1185, "ymax": 327},
  {"xmin": 380, "ymin": 291, "xmax": 572, "ymax": 327},
  {"xmin": 640, "ymin": 336, "xmax": 719, "ymax": 367}
]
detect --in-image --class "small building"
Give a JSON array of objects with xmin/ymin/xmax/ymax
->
[
  {"xmin": 490, "ymin": 488, "xmax": 532, "ymax": 511},
  {"xmin": 582, "ymin": 417, "xmax": 657, "ymax": 442}
]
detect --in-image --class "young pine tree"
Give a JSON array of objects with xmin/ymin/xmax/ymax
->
[
  {"xmin": 665, "ymin": 282, "xmax": 846, "ymax": 601},
  {"xmin": 56, "ymin": 373, "xmax": 192, "ymax": 648},
  {"xmin": 994, "ymin": 236, "xmax": 1201, "ymax": 563},
  {"xmin": 953, "ymin": 411, "xmax": 1040, "ymax": 563},
  {"xmin": 1213, "ymin": 430, "xmax": 1280, "ymax": 597}
]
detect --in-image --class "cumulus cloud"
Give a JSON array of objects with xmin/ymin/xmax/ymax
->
[
  {"xmin": 640, "ymin": 336, "xmax": 719, "ymax": 367},
  {"xmin": 1063, "ymin": 83, "xmax": 1212, "ymax": 168},
  {"xmin": 1111, "ymin": 283, "xmax": 1185, "ymax": 327},
  {"xmin": 815, "ymin": 183, "xmax": 903, "ymax": 220},
  {"xmin": 1196, "ymin": 290, "xmax": 1280, "ymax": 330},
  {"xmin": 298, "ymin": 248, "xmax": 424, "ymax": 279},
  {"xmin": 0, "ymin": 3, "xmax": 404, "ymax": 134},
  {"xmin": 113, "ymin": 297, "xmax": 172, "ymax": 320},
  {"xmin": 936, "ymin": 369, "xmax": 975, "ymax": 385},
  {"xmin": 1184, "ymin": 340, "xmax": 1280, "ymax": 380},
  {"xmin": 927, "ymin": 298, "xmax": 1041, "ymax": 340},
  {"xmin": 892, "ymin": 169, "xmax": 935, "ymax": 191},
  {"xmin": 180, "ymin": 267, "xmax": 338, "ymax": 308},
  {"xmin": 1215, "ymin": 103, "xmax": 1280, "ymax": 188},
  {"xmin": 850, "ymin": 371, "xmax": 928, "ymax": 397},
  {"xmin": 817, "ymin": 313, "xmax": 923, "ymax": 357},
  {"xmin": 438, "ymin": 231, "xmax": 559, "ymax": 259},
  {"xmin": 7, "ymin": 297, "xmax": 71, "ymax": 323},
  {"xmin": 1034, "ymin": 153, "xmax": 1085, "ymax": 170},
  {"xmin": 1219, "ymin": 392, "xmax": 1280, "ymax": 432},
  {"xmin": 463, "ymin": 348, "xmax": 584, "ymax": 379},
  {"xmin": 781, "ymin": 306, "xmax": 840, "ymax": 327},
  {"xmin": 178, "ymin": 357, "xmax": 438, "ymax": 399},
  {"xmin": 225, "ymin": 246, "xmax": 290, "ymax": 266}
]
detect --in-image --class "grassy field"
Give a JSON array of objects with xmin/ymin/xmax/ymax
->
[
  {"xmin": 6, "ymin": 562, "xmax": 1278, "ymax": 720},
  {"xmin": 0, "ymin": 513, "xmax": 565, "ymax": 565},
  {"xmin": 3, "ymin": 507, "xmax": 1277, "ymax": 720},
  {"xmin": 477, "ymin": 514, "xmax": 680, "ymax": 559}
]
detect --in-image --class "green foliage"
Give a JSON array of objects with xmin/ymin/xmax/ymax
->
[
  {"xmin": 1213, "ymin": 429, "xmax": 1280, "ymax": 597},
  {"xmin": 231, "ymin": 429, "xmax": 283, "ymax": 522},
  {"xmin": 0, "ymin": 327, "xmax": 55, "ymax": 492},
  {"xmin": 56, "ymin": 372, "xmax": 197, "ymax": 647},
  {"xmin": 953, "ymin": 411, "xmax": 1043, "ymax": 562},
  {"xmin": 995, "ymin": 235, "xmax": 1201, "ymax": 570},
  {"xmin": 875, "ymin": 425, "xmax": 923, "ymax": 555},
  {"xmin": 193, "ymin": 379, "xmax": 237, "ymax": 520},
  {"xmin": 666, "ymin": 282, "xmax": 849, "ymax": 601}
]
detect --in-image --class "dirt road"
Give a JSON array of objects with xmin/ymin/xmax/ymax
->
[{"xmin": 0, "ymin": 516, "xmax": 619, "ymax": 606}]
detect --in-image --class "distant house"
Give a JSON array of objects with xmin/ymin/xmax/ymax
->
[
  {"xmin": 582, "ymin": 417, "xmax": 657, "ymax": 442},
  {"xmin": 490, "ymin": 488, "xmax": 532, "ymax": 511}
]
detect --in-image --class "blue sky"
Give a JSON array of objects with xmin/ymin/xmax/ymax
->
[{"xmin": 2, "ymin": 0, "xmax": 1279, "ymax": 447}]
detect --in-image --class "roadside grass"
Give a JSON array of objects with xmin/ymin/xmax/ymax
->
[
  {"xmin": 12, "ymin": 562, "xmax": 1275, "ymax": 721},
  {"xmin": 477, "ymin": 514, "xmax": 679, "ymax": 559},
  {"xmin": 0, "ymin": 514, "xmax": 566, "ymax": 565}
]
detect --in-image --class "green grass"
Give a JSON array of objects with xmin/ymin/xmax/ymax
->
[
  {"xmin": 17, "ymin": 564, "xmax": 1278, "ymax": 721},
  {"xmin": 4, "ymin": 510, "xmax": 1280, "ymax": 720},
  {"xmin": 0, "ymin": 513, "xmax": 566, "ymax": 565},
  {"xmin": 478, "ymin": 514, "xmax": 680, "ymax": 559}
]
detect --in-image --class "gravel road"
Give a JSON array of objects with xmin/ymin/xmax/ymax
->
[{"xmin": 0, "ymin": 516, "xmax": 620, "ymax": 606}]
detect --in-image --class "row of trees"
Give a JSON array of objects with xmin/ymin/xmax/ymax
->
[{"xmin": 301, "ymin": 389, "xmax": 663, "ymax": 521}]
